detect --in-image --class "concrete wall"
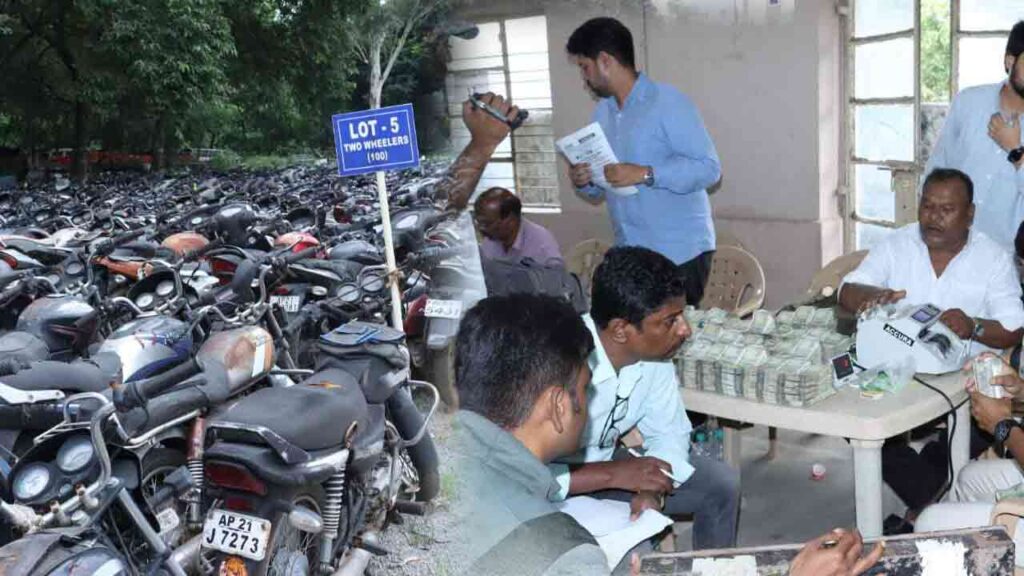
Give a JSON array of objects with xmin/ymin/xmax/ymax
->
[{"xmin": 459, "ymin": 0, "xmax": 844, "ymax": 308}]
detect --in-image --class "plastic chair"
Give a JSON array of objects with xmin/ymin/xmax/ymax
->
[
  {"xmin": 568, "ymin": 239, "xmax": 611, "ymax": 297},
  {"xmin": 698, "ymin": 245, "xmax": 766, "ymax": 318},
  {"xmin": 805, "ymin": 250, "xmax": 868, "ymax": 301},
  {"xmin": 990, "ymin": 499, "xmax": 1024, "ymax": 575},
  {"xmin": 716, "ymin": 230, "xmax": 745, "ymax": 250}
]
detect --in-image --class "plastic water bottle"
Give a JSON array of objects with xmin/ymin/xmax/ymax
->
[
  {"xmin": 691, "ymin": 430, "xmax": 708, "ymax": 458},
  {"xmin": 710, "ymin": 428, "xmax": 725, "ymax": 461}
]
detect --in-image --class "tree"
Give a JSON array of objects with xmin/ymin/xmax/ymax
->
[
  {"xmin": 103, "ymin": 0, "xmax": 235, "ymax": 170},
  {"xmin": 349, "ymin": 0, "xmax": 448, "ymax": 110},
  {"xmin": 921, "ymin": 0, "xmax": 951, "ymax": 103}
]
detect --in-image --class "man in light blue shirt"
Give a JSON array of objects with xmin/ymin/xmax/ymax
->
[
  {"xmin": 925, "ymin": 21, "xmax": 1024, "ymax": 252},
  {"xmin": 549, "ymin": 246, "xmax": 739, "ymax": 550},
  {"xmin": 566, "ymin": 17, "xmax": 721, "ymax": 305}
]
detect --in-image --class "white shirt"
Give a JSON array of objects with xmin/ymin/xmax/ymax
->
[
  {"xmin": 925, "ymin": 82, "xmax": 1024, "ymax": 252},
  {"xmin": 842, "ymin": 223, "xmax": 1024, "ymax": 353},
  {"xmin": 548, "ymin": 315, "xmax": 693, "ymax": 501}
]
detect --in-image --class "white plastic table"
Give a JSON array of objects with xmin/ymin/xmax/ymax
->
[{"xmin": 681, "ymin": 372, "xmax": 970, "ymax": 538}]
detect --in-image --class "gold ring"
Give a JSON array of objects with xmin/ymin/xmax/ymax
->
[{"xmin": 821, "ymin": 538, "xmax": 840, "ymax": 549}]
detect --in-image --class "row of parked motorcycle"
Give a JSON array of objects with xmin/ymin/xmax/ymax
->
[{"xmin": 0, "ymin": 163, "xmax": 484, "ymax": 575}]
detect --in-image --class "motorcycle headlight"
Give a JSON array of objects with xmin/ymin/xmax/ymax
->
[
  {"xmin": 56, "ymin": 435, "xmax": 95, "ymax": 473},
  {"xmin": 47, "ymin": 549, "xmax": 127, "ymax": 576},
  {"xmin": 13, "ymin": 463, "xmax": 51, "ymax": 502}
]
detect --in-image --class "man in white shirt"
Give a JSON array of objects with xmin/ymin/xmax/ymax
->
[
  {"xmin": 549, "ymin": 246, "xmax": 739, "ymax": 550},
  {"xmin": 840, "ymin": 168, "xmax": 1024, "ymax": 353},
  {"xmin": 840, "ymin": 167, "xmax": 1024, "ymax": 532},
  {"xmin": 923, "ymin": 21, "xmax": 1024, "ymax": 252}
]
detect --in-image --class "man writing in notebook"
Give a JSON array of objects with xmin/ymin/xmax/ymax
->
[
  {"xmin": 566, "ymin": 17, "xmax": 721, "ymax": 306},
  {"xmin": 550, "ymin": 246, "xmax": 740, "ymax": 550}
]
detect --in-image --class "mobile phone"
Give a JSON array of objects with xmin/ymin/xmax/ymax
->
[{"xmin": 470, "ymin": 93, "xmax": 529, "ymax": 130}]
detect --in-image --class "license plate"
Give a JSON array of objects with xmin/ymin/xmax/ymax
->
[
  {"xmin": 202, "ymin": 509, "xmax": 272, "ymax": 561},
  {"xmin": 424, "ymin": 298, "xmax": 462, "ymax": 320},
  {"xmin": 270, "ymin": 295, "xmax": 302, "ymax": 313}
]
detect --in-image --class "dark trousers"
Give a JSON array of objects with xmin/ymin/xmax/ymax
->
[
  {"xmin": 882, "ymin": 422, "xmax": 993, "ymax": 511},
  {"xmin": 591, "ymin": 454, "xmax": 740, "ymax": 551},
  {"xmin": 678, "ymin": 251, "xmax": 715, "ymax": 308}
]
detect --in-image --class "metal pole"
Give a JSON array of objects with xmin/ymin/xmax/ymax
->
[{"xmin": 376, "ymin": 170, "xmax": 404, "ymax": 330}]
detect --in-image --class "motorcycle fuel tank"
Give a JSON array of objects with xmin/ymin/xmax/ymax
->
[
  {"xmin": 197, "ymin": 326, "xmax": 275, "ymax": 392},
  {"xmin": 96, "ymin": 316, "xmax": 193, "ymax": 382},
  {"xmin": 16, "ymin": 296, "xmax": 97, "ymax": 356}
]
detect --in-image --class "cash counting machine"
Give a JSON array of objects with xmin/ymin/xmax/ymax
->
[{"xmin": 855, "ymin": 303, "xmax": 969, "ymax": 375}]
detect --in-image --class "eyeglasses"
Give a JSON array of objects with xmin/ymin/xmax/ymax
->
[{"xmin": 598, "ymin": 392, "xmax": 630, "ymax": 450}]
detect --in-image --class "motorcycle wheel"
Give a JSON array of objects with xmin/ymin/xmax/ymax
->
[
  {"xmin": 426, "ymin": 343, "xmax": 458, "ymax": 411},
  {"xmin": 387, "ymin": 388, "xmax": 440, "ymax": 502},
  {"xmin": 139, "ymin": 449, "xmax": 187, "ymax": 545},
  {"xmin": 265, "ymin": 488, "xmax": 325, "ymax": 576}
]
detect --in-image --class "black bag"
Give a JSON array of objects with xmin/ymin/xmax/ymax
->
[{"xmin": 482, "ymin": 257, "xmax": 588, "ymax": 313}]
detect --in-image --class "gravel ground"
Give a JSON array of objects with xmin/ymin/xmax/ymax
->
[{"xmin": 370, "ymin": 408, "xmax": 461, "ymax": 576}]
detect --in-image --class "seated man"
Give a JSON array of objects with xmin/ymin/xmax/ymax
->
[
  {"xmin": 550, "ymin": 245, "xmax": 740, "ymax": 550},
  {"xmin": 474, "ymin": 187, "xmax": 563, "ymax": 264},
  {"xmin": 839, "ymin": 167, "xmax": 1024, "ymax": 531},
  {"xmin": 451, "ymin": 293, "xmax": 609, "ymax": 576},
  {"xmin": 914, "ymin": 360, "xmax": 1024, "ymax": 564}
]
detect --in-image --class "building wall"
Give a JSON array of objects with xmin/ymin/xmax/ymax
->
[{"xmin": 459, "ymin": 0, "xmax": 844, "ymax": 308}]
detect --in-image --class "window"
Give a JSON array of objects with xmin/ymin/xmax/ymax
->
[
  {"xmin": 445, "ymin": 15, "xmax": 559, "ymax": 210},
  {"xmin": 842, "ymin": 0, "xmax": 1024, "ymax": 251}
]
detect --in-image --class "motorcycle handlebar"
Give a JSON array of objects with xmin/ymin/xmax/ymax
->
[
  {"xmin": 274, "ymin": 245, "xmax": 319, "ymax": 267},
  {"xmin": 115, "ymin": 359, "xmax": 200, "ymax": 412},
  {"xmin": 91, "ymin": 228, "xmax": 147, "ymax": 257}
]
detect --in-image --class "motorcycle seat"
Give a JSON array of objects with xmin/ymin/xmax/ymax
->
[{"xmin": 211, "ymin": 369, "xmax": 369, "ymax": 452}]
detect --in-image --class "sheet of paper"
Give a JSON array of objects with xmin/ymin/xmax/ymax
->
[
  {"xmin": 556, "ymin": 496, "xmax": 673, "ymax": 570},
  {"xmin": 556, "ymin": 122, "xmax": 639, "ymax": 196}
]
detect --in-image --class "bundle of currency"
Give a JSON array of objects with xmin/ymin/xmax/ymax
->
[
  {"xmin": 716, "ymin": 329, "xmax": 745, "ymax": 345},
  {"xmin": 793, "ymin": 306, "xmax": 816, "ymax": 325},
  {"xmin": 737, "ymin": 346, "xmax": 769, "ymax": 401},
  {"xmin": 705, "ymin": 308, "xmax": 729, "ymax": 325},
  {"xmin": 723, "ymin": 317, "xmax": 752, "ymax": 333},
  {"xmin": 809, "ymin": 307, "xmax": 837, "ymax": 329},
  {"xmin": 678, "ymin": 340, "xmax": 712, "ymax": 389},
  {"xmin": 742, "ymin": 333, "xmax": 768, "ymax": 346},
  {"xmin": 718, "ymin": 345, "xmax": 749, "ymax": 396},
  {"xmin": 758, "ymin": 358, "xmax": 787, "ymax": 404},
  {"xmin": 775, "ymin": 310, "xmax": 796, "ymax": 325},
  {"xmin": 779, "ymin": 362, "xmax": 835, "ymax": 407},
  {"xmin": 820, "ymin": 332, "xmax": 854, "ymax": 359},
  {"xmin": 702, "ymin": 343, "xmax": 729, "ymax": 392},
  {"xmin": 750, "ymin": 309, "xmax": 777, "ymax": 335}
]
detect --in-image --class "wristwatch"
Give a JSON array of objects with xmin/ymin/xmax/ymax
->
[
  {"xmin": 972, "ymin": 317, "xmax": 986, "ymax": 340},
  {"xmin": 1009, "ymin": 146, "xmax": 1024, "ymax": 165},
  {"xmin": 994, "ymin": 418, "xmax": 1023, "ymax": 445},
  {"xmin": 643, "ymin": 166, "xmax": 655, "ymax": 187}
]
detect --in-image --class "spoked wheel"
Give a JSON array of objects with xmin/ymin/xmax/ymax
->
[
  {"xmin": 267, "ymin": 493, "xmax": 324, "ymax": 576},
  {"xmin": 140, "ymin": 449, "xmax": 188, "ymax": 542},
  {"xmin": 106, "ymin": 449, "xmax": 187, "ymax": 567}
]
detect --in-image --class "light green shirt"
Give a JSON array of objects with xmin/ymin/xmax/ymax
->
[{"xmin": 549, "ymin": 314, "xmax": 694, "ymax": 500}]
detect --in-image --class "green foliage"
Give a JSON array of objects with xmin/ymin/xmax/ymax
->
[
  {"xmin": 0, "ymin": 0, "xmax": 451, "ymax": 167},
  {"xmin": 921, "ymin": 0, "xmax": 952, "ymax": 103}
]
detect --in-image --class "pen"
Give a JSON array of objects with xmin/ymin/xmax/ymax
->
[
  {"xmin": 470, "ymin": 93, "xmax": 529, "ymax": 130},
  {"xmin": 627, "ymin": 447, "xmax": 682, "ymax": 483}
]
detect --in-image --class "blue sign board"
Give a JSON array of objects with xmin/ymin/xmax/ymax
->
[{"xmin": 332, "ymin": 103, "xmax": 420, "ymax": 177}]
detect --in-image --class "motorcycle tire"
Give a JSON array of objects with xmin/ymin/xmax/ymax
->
[
  {"xmin": 387, "ymin": 388, "xmax": 440, "ymax": 502},
  {"xmin": 262, "ymin": 487, "xmax": 325, "ymax": 576},
  {"xmin": 426, "ymin": 343, "xmax": 459, "ymax": 411}
]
